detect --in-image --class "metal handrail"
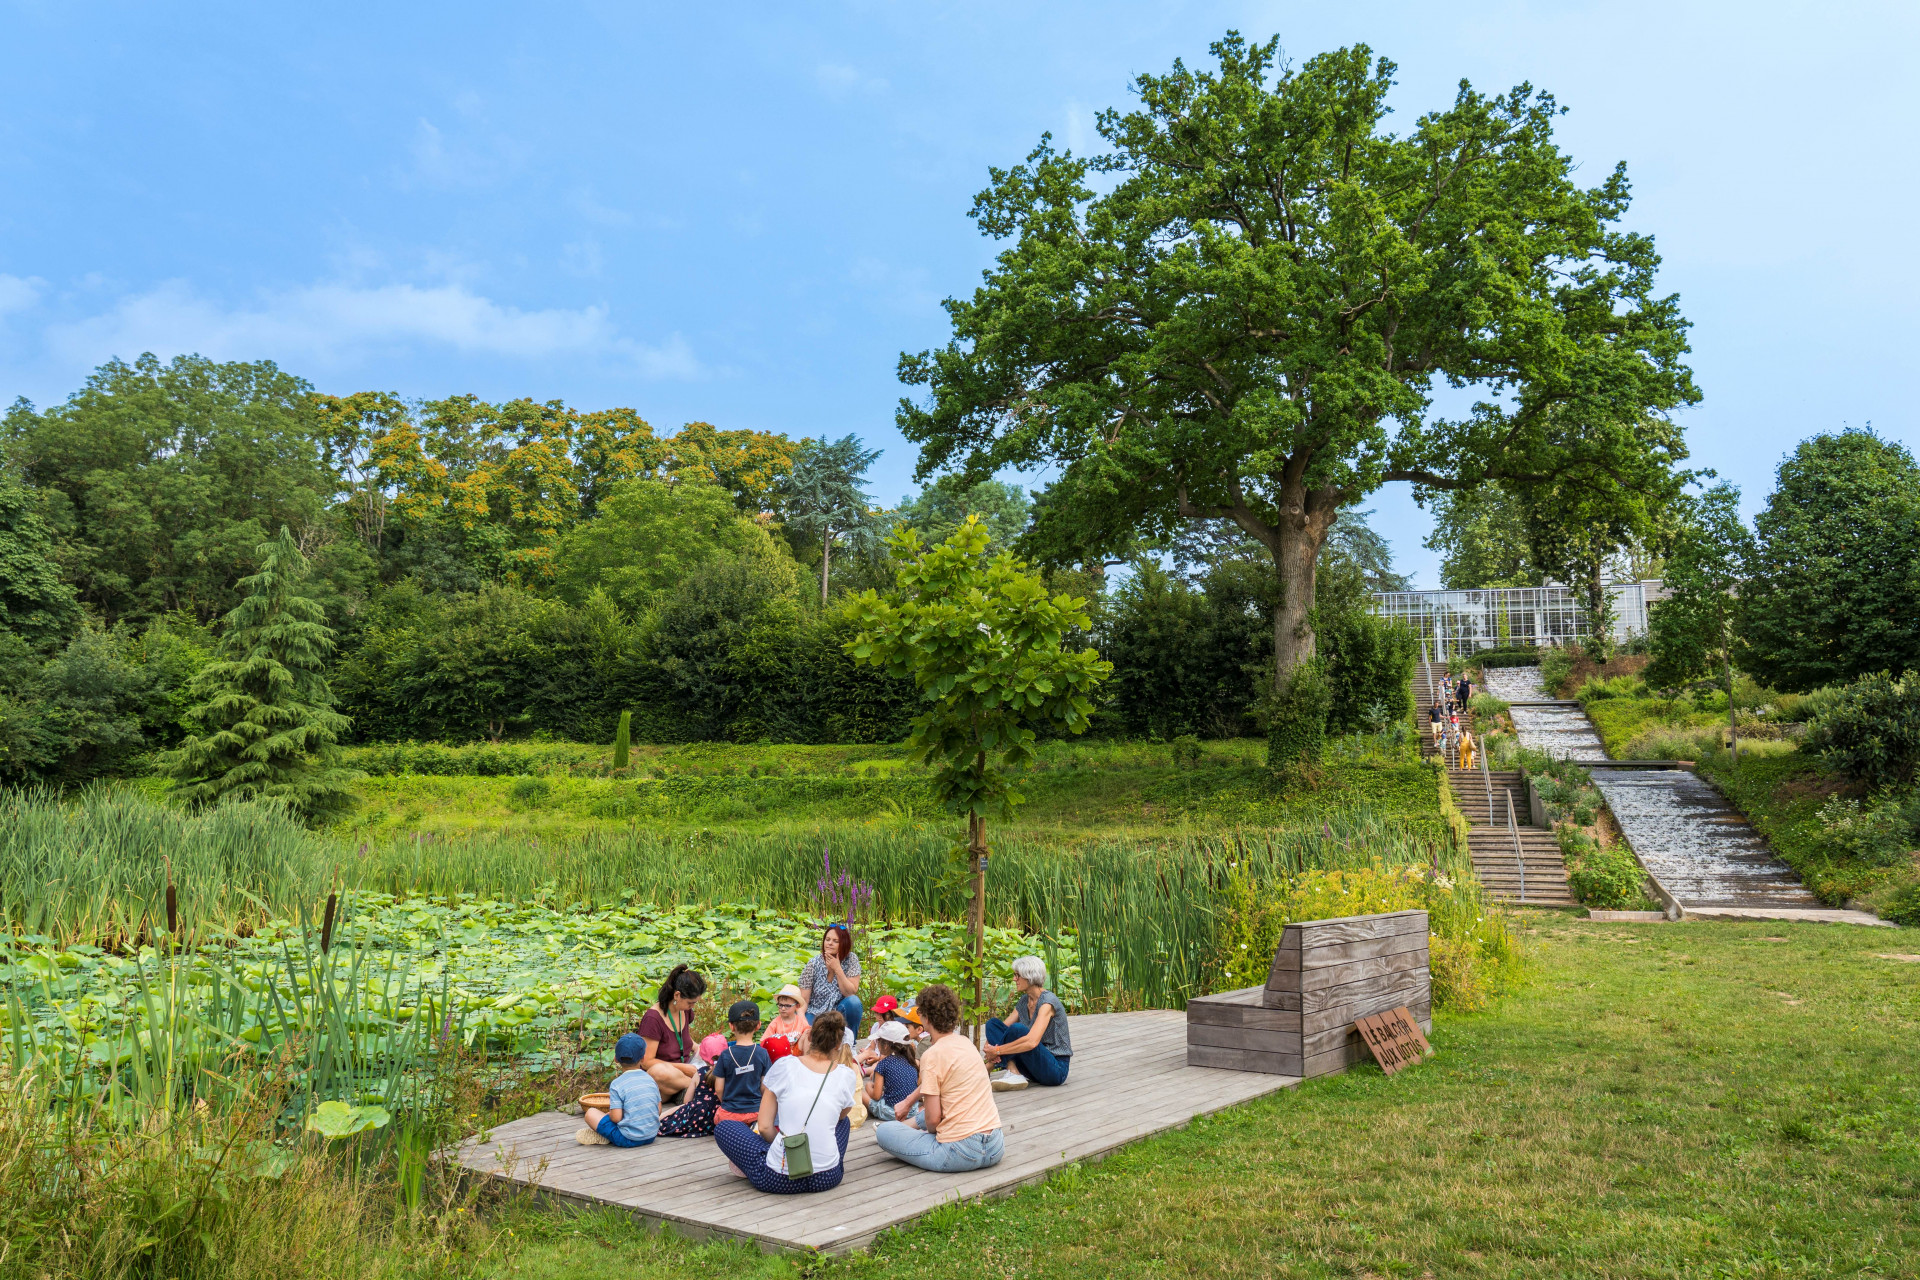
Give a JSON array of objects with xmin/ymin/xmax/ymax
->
[
  {"xmin": 1507, "ymin": 789, "xmax": 1526, "ymax": 902},
  {"xmin": 1480, "ymin": 742, "xmax": 1493, "ymax": 818}
]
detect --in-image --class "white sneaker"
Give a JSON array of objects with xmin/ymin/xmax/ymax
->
[{"xmin": 991, "ymin": 1068, "xmax": 1029, "ymax": 1092}]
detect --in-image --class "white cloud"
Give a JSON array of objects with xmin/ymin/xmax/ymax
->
[
  {"xmin": 815, "ymin": 63, "xmax": 889, "ymax": 100},
  {"xmin": 0, "ymin": 274, "xmax": 46, "ymax": 316},
  {"xmin": 42, "ymin": 278, "xmax": 700, "ymax": 378},
  {"xmin": 1064, "ymin": 100, "xmax": 1097, "ymax": 156}
]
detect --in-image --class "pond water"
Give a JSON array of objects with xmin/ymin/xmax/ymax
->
[{"xmin": 1484, "ymin": 665, "xmax": 1821, "ymax": 909}]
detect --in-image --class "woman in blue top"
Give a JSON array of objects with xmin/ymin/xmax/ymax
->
[
  {"xmin": 982, "ymin": 955, "xmax": 1072, "ymax": 1088},
  {"xmin": 796, "ymin": 923, "xmax": 863, "ymax": 1035}
]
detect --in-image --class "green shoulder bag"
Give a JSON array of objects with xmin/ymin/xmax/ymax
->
[{"xmin": 780, "ymin": 1065, "xmax": 833, "ymax": 1179}]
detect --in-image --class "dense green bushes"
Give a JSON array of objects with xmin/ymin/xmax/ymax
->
[
  {"xmin": 1321, "ymin": 609, "xmax": 1417, "ymax": 735},
  {"xmin": 331, "ymin": 572, "xmax": 918, "ymax": 747},
  {"xmin": 1805, "ymin": 669, "xmax": 1920, "ymax": 790}
]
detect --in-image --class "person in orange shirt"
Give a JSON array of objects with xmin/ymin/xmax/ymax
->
[{"xmin": 870, "ymin": 983, "xmax": 1005, "ymax": 1172}]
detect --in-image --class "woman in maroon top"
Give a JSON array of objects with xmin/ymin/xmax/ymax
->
[{"xmin": 638, "ymin": 964, "xmax": 707, "ymax": 1103}]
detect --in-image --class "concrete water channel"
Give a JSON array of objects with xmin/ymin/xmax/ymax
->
[{"xmin": 1482, "ymin": 666, "xmax": 1885, "ymax": 925}]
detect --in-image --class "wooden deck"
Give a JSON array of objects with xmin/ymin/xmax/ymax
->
[{"xmin": 451, "ymin": 1010, "xmax": 1299, "ymax": 1255}]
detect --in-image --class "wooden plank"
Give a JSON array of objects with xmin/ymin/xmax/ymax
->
[
  {"xmin": 1301, "ymin": 967, "xmax": 1432, "ymax": 1017},
  {"xmin": 1295, "ymin": 945, "xmax": 1429, "ymax": 993},
  {"xmin": 1299, "ymin": 929, "xmax": 1430, "ymax": 970},
  {"xmin": 1284, "ymin": 910, "xmax": 1428, "ymax": 947},
  {"xmin": 1301, "ymin": 978, "xmax": 1432, "ymax": 1037},
  {"xmin": 1184, "ymin": 1022, "xmax": 1302, "ymax": 1053},
  {"xmin": 1186, "ymin": 984, "xmax": 1266, "ymax": 1007},
  {"xmin": 1185, "ymin": 1000, "xmax": 1301, "ymax": 1032},
  {"xmin": 1185, "ymin": 1043, "xmax": 1303, "ymax": 1075}
]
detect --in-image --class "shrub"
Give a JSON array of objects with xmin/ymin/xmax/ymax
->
[
  {"xmin": 1805, "ymin": 670, "xmax": 1920, "ymax": 790},
  {"xmin": 1562, "ymin": 827, "xmax": 1653, "ymax": 909},
  {"xmin": 1212, "ymin": 863, "xmax": 1517, "ymax": 1014},
  {"xmin": 1170, "ymin": 734, "xmax": 1203, "ymax": 768},
  {"xmin": 1472, "ymin": 647, "xmax": 1552, "ymax": 669},
  {"xmin": 1321, "ymin": 610, "xmax": 1417, "ymax": 736},
  {"xmin": 1813, "ymin": 794, "xmax": 1920, "ymax": 868},
  {"xmin": 1262, "ymin": 658, "xmax": 1331, "ymax": 768},
  {"xmin": 1539, "ymin": 646, "xmax": 1576, "ymax": 695},
  {"xmin": 505, "ymin": 776, "xmax": 552, "ymax": 810},
  {"xmin": 1867, "ymin": 870, "xmax": 1920, "ymax": 927},
  {"xmin": 1578, "ymin": 674, "xmax": 1646, "ymax": 702}
]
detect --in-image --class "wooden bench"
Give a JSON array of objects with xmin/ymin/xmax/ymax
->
[{"xmin": 1186, "ymin": 909, "xmax": 1432, "ymax": 1078}]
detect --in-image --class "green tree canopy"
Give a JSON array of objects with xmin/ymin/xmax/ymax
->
[
  {"xmin": 778, "ymin": 434, "xmax": 883, "ymax": 603},
  {"xmin": 551, "ymin": 477, "xmax": 785, "ymax": 615},
  {"xmin": 1423, "ymin": 484, "xmax": 1541, "ymax": 589},
  {"xmin": 1737, "ymin": 430, "xmax": 1920, "ymax": 692},
  {"xmin": 897, "ymin": 34, "xmax": 1696, "ymax": 762},
  {"xmin": 0, "ymin": 479, "xmax": 83, "ymax": 652},
  {"xmin": 3, "ymin": 354, "xmax": 359, "ymax": 625},
  {"xmin": 897, "ymin": 476, "xmax": 1032, "ymax": 550},
  {"xmin": 1645, "ymin": 483, "xmax": 1752, "ymax": 749},
  {"xmin": 166, "ymin": 527, "xmax": 355, "ymax": 822},
  {"xmin": 846, "ymin": 515, "xmax": 1110, "ymax": 1024}
]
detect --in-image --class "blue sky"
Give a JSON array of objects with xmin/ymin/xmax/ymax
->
[{"xmin": 3, "ymin": 1, "xmax": 1915, "ymax": 587}]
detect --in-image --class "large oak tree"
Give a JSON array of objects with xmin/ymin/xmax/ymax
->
[{"xmin": 897, "ymin": 35, "xmax": 1697, "ymax": 754}]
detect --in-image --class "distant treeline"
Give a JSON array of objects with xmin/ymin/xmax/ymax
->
[{"xmin": 0, "ymin": 353, "xmax": 1414, "ymax": 783}]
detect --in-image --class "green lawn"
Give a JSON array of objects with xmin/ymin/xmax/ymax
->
[
  {"xmin": 335, "ymin": 739, "xmax": 1444, "ymax": 841},
  {"xmin": 466, "ymin": 915, "xmax": 1920, "ymax": 1279}
]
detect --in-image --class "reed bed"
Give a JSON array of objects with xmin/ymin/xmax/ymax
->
[{"xmin": 0, "ymin": 787, "xmax": 333, "ymax": 945}]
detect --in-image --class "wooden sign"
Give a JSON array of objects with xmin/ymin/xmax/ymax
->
[{"xmin": 1355, "ymin": 1006, "xmax": 1432, "ymax": 1076}]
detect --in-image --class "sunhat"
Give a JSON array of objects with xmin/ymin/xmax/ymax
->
[
  {"xmin": 774, "ymin": 984, "xmax": 805, "ymax": 1005},
  {"xmin": 873, "ymin": 1020, "xmax": 911, "ymax": 1044},
  {"xmin": 697, "ymin": 1033, "xmax": 727, "ymax": 1064}
]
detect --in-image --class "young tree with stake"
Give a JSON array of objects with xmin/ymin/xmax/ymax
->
[
  {"xmin": 845, "ymin": 516, "xmax": 1110, "ymax": 1036},
  {"xmin": 897, "ymin": 34, "xmax": 1696, "ymax": 767}
]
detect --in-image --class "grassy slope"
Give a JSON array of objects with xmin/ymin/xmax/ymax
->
[
  {"xmin": 338, "ymin": 742, "xmax": 1444, "ymax": 841},
  {"xmin": 473, "ymin": 916, "xmax": 1920, "ymax": 1280},
  {"xmin": 1580, "ymin": 694, "xmax": 1724, "ymax": 758}
]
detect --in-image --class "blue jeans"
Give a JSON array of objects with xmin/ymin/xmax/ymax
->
[
  {"xmin": 804, "ymin": 995, "xmax": 864, "ymax": 1036},
  {"xmin": 867, "ymin": 1096, "xmax": 920, "ymax": 1124},
  {"xmin": 983, "ymin": 1017, "xmax": 1070, "ymax": 1086},
  {"xmin": 873, "ymin": 1120, "xmax": 1004, "ymax": 1172},
  {"xmin": 595, "ymin": 1115, "xmax": 656, "ymax": 1148}
]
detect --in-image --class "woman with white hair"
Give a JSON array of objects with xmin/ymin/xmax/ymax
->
[{"xmin": 981, "ymin": 955, "xmax": 1071, "ymax": 1089}]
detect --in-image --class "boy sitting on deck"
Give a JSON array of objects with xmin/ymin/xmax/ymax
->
[
  {"xmin": 579, "ymin": 1032, "xmax": 661, "ymax": 1147},
  {"xmin": 711, "ymin": 1000, "xmax": 774, "ymax": 1125}
]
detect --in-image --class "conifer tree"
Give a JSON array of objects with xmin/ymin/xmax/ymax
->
[{"xmin": 166, "ymin": 526, "xmax": 354, "ymax": 822}]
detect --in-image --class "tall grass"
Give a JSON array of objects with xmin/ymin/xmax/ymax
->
[
  {"xmin": 0, "ymin": 1069, "xmax": 391, "ymax": 1280},
  {"xmin": 0, "ymin": 788, "xmax": 332, "ymax": 945},
  {"xmin": 3, "ymin": 787, "xmax": 1470, "ymax": 1012}
]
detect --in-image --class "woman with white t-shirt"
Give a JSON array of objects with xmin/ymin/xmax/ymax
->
[{"xmin": 711, "ymin": 1009, "xmax": 860, "ymax": 1193}]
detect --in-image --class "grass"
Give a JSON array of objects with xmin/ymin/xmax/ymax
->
[
  {"xmin": 336, "ymin": 744, "xmax": 1439, "ymax": 841},
  {"xmin": 476, "ymin": 915, "xmax": 1920, "ymax": 1280}
]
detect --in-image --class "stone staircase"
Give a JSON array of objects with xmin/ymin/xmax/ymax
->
[
  {"xmin": 1413, "ymin": 661, "xmax": 1454, "ymax": 764},
  {"xmin": 1416, "ymin": 656, "xmax": 1576, "ymax": 907},
  {"xmin": 1449, "ymin": 766, "xmax": 1577, "ymax": 907}
]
